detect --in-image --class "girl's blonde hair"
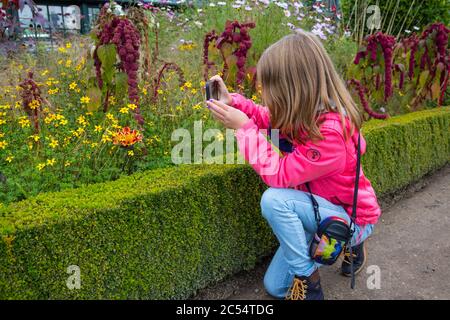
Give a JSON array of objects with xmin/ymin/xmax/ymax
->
[{"xmin": 256, "ymin": 30, "xmax": 362, "ymax": 143}]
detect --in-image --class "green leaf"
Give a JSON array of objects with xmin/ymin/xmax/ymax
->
[
  {"xmin": 115, "ymin": 72, "xmax": 128, "ymax": 100},
  {"xmin": 97, "ymin": 44, "xmax": 117, "ymax": 85},
  {"xmin": 86, "ymin": 86, "xmax": 102, "ymax": 112},
  {"xmin": 418, "ymin": 70, "xmax": 430, "ymax": 89}
]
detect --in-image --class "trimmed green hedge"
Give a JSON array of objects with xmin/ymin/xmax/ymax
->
[{"xmin": 0, "ymin": 107, "xmax": 449, "ymax": 299}]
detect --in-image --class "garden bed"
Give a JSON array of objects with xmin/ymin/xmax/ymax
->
[{"xmin": 0, "ymin": 107, "xmax": 448, "ymax": 299}]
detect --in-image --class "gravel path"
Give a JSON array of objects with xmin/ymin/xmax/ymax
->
[{"xmin": 193, "ymin": 165, "xmax": 450, "ymax": 300}]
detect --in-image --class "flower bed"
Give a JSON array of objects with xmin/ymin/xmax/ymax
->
[{"xmin": 0, "ymin": 107, "xmax": 448, "ymax": 299}]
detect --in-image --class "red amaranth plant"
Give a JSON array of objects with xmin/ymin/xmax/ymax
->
[
  {"xmin": 354, "ymin": 32, "xmax": 396, "ymax": 101},
  {"xmin": 93, "ymin": 4, "xmax": 143, "ymax": 126},
  {"xmin": 348, "ymin": 79, "xmax": 388, "ymax": 119},
  {"xmin": 152, "ymin": 62, "xmax": 185, "ymax": 102},
  {"xmin": 18, "ymin": 71, "xmax": 43, "ymax": 133},
  {"xmin": 419, "ymin": 23, "xmax": 449, "ymax": 105},
  {"xmin": 203, "ymin": 20, "xmax": 256, "ymax": 90}
]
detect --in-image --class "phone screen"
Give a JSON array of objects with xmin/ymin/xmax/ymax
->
[{"xmin": 205, "ymin": 81, "xmax": 219, "ymax": 100}]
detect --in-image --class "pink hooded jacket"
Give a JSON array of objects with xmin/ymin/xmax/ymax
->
[{"xmin": 231, "ymin": 93, "xmax": 381, "ymax": 225}]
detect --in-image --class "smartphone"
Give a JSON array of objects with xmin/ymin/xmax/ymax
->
[{"xmin": 205, "ymin": 80, "xmax": 219, "ymax": 101}]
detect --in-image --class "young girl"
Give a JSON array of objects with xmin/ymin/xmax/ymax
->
[{"xmin": 206, "ymin": 30, "xmax": 381, "ymax": 300}]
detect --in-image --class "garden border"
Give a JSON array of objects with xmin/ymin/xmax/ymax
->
[{"xmin": 0, "ymin": 107, "xmax": 449, "ymax": 299}]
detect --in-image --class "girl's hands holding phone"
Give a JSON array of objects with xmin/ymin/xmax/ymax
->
[
  {"xmin": 208, "ymin": 75, "xmax": 232, "ymax": 105},
  {"xmin": 206, "ymin": 99, "xmax": 249, "ymax": 130}
]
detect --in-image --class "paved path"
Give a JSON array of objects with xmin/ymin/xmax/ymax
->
[{"xmin": 194, "ymin": 165, "xmax": 450, "ymax": 300}]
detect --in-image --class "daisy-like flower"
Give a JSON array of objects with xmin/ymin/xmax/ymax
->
[
  {"xmin": 112, "ymin": 127, "xmax": 143, "ymax": 147},
  {"xmin": 119, "ymin": 107, "xmax": 129, "ymax": 114},
  {"xmin": 80, "ymin": 96, "xmax": 90, "ymax": 104},
  {"xmin": 127, "ymin": 103, "xmax": 138, "ymax": 110},
  {"xmin": 49, "ymin": 139, "xmax": 59, "ymax": 149}
]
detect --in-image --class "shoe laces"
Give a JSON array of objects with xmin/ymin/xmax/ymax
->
[
  {"xmin": 343, "ymin": 247, "xmax": 358, "ymax": 264},
  {"xmin": 286, "ymin": 277, "xmax": 308, "ymax": 300}
]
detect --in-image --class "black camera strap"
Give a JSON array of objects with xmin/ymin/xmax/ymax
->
[{"xmin": 305, "ymin": 132, "xmax": 361, "ymax": 289}]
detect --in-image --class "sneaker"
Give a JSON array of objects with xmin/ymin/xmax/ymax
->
[
  {"xmin": 285, "ymin": 269, "xmax": 324, "ymax": 300},
  {"xmin": 341, "ymin": 241, "xmax": 367, "ymax": 277}
]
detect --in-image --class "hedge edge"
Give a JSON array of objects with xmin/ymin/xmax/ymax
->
[{"xmin": 0, "ymin": 107, "xmax": 448, "ymax": 299}]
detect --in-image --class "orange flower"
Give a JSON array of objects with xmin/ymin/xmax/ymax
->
[{"xmin": 112, "ymin": 127, "xmax": 143, "ymax": 147}]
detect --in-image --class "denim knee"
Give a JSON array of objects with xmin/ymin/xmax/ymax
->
[{"xmin": 260, "ymin": 187, "xmax": 285, "ymax": 221}]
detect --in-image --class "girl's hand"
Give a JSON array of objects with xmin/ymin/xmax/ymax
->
[
  {"xmin": 206, "ymin": 99, "xmax": 249, "ymax": 130},
  {"xmin": 209, "ymin": 75, "xmax": 232, "ymax": 106}
]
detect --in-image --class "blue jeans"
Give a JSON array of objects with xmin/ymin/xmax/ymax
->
[{"xmin": 260, "ymin": 187, "xmax": 374, "ymax": 299}]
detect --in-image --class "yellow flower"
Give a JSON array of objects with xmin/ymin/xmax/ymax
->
[
  {"xmin": 200, "ymin": 80, "xmax": 206, "ymax": 87},
  {"xmin": 77, "ymin": 115, "xmax": 87, "ymax": 126},
  {"xmin": 252, "ymin": 95, "xmax": 258, "ymax": 101},
  {"xmin": 216, "ymin": 132, "xmax": 224, "ymax": 142},
  {"xmin": 119, "ymin": 107, "xmax": 129, "ymax": 114},
  {"xmin": 41, "ymin": 69, "xmax": 49, "ymax": 76},
  {"xmin": 65, "ymin": 60, "xmax": 72, "ymax": 68},
  {"xmin": 80, "ymin": 96, "xmax": 90, "ymax": 104},
  {"xmin": 0, "ymin": 119, "xmax": 6, "ymax": 125},
  {"xmin": 48, "ymin": 88, "xmax": 59, "ymax": 95},
  {"xmin": 49, "ymin": 139, "xmax": 59, "ymax": 149},
  {"xmin": 191, "ymin": 88, "xmax": 198, "ymax": 94},
  {"xmin": 91, "ymin": 142, "xmax": 99, "ymax": 148},
  {"xmin": 101, "ymin": 134, "xmax": 112, "ymax": 143},
  {"xmin": 128, "ymin": 150, "xmax": 134, "ymax": 156},
  {"xmin": 157, "ymin": 89, "xmax": 164, "ymax": 95},
  {"xmin": 64, "ymin": 161, "xmax": 71, "ymax": 167},
  {"xmin": 184, "ymin": 81, "xmax": 192, "ymax": 88},
  {"xmin": 94, "ymin": 125, "xmax": 103, "ymax": 133},
  {"xmin": 106, "ymin": 113, "xmax": 115, "ymax": 120},
  {"xmin": 37, "ymin": 163, "xmax": 46, "ymax": 171},
  {"xmin": 29, "ymin": 134, "xmax": 40, "ymax": 142},
  {"xmin": 65, "ymin": 42, "xmax": 72, "ymax": 49},
  {"xmin": 69, "ymin": 82, "xmax": 77, "ymax": 90},
  {"xmin": 19, "ymin": 117, "xmax": 31, "ymax": 128},
  {"xmin": 127, "ymin": 103, "xmax": 137, "ymax": 110},
  {"xmin": 5, "ymin": 155, "xmax": 14, "ymax": 163},
  {"xmin": 46, "ymin": 158, "xmax": 56, "ymax": 166},
  {"xmin": 60, "ymin": 119, "xmax": 68, "ymax": 126},
  {"xmin": 0, "ymin": 140, "xmax": 7, "ymax": 149},
  {"xmin": 28, "ymin": 99, "xmax": 40, "ymax": 110},
  {"xmin": 192, "ymin": 103, "xmax": 202, "ymax": 110},
  {"xmin": 142, "ymin": 87, "xmax": 148, "ymax": 95},
  {"xmin": 58, "ymin": 47, "xmax": 66, "ymax": 53}
]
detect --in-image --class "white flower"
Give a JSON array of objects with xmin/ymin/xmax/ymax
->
[
  {"xmin": 217, "ymin": 1, "xmax": 226, "ymax": 6},
  {"xmin": 413, "ymin": 26, "xmax": 420, "ymax": 31},
  {"xmin": 209, "ymin": 3, "xmax": 216, "ymax": 7},
  {"xmin": 245, "ymin": 6, "xmax": 252, "ymax": 11},
  {"xmin": 276, "ymin": 2, "xmax": 289, "ymax": 10},
  {"xmin": 284, "ymin": 10, "xmax": 291, "ymax": 17},
  {"xmin": 194, "ymin": 21, "xmax": 203, "ymax": 28},
  {"xmin": 287, "ymin": 22, "xmax": 295, "ymax": 30},
  {"xmin": 405, "ymin": 29, "xmax": 411, "ymax": 34},
  {"xmin": 380, "ymin": 107, "xmax": 386, "ymax": 113}
]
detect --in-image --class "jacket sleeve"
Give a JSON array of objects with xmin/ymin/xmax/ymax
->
[
  {"xmin": 230, "ymin": 93, "xmax": 270, "ymax": 129},
  {"xmin": 235, "ymin": 119, "xmax": 347, "ymax": 188}
]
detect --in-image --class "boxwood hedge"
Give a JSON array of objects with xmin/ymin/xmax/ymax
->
[{"xmin": 0, "ymin": 107, "xmax": 449, "ymax": 299}]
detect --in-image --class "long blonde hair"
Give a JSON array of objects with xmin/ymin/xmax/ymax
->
[{"xmin": 256, "ymin": 30, "xmax": 362, "ymax": 143}]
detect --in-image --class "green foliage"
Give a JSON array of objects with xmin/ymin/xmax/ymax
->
[
  {"xmin": 0, "ymin": 108, "xmax": 449, "ymax": 299},
  {"xmin": 341, "ymin": 0, "xmax": 450, "ymax": 37}
]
